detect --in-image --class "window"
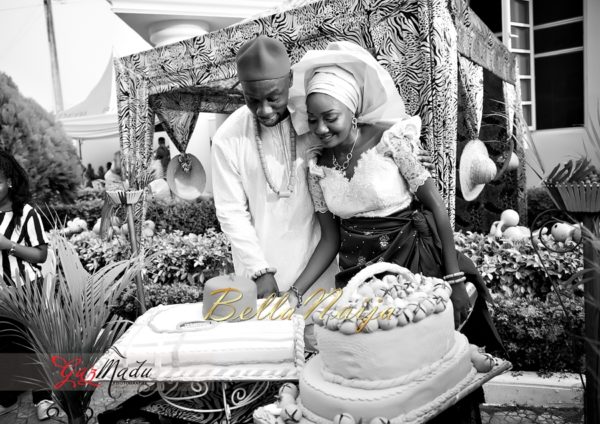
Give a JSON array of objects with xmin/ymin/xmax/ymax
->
[
  {"xmin": 535, "ymin": 51, "xmax": 584, "ymax": 129},
  {"xmin": 501, "ymin": 0, "xmax": 536, "ymax": 127},
  {"xmin": 532, "ymin": 0, "xmax": 584, "ymax": 129},
  {"xmin": 469, "ymin": 0, "xmax": 584, "ymax": 130}
]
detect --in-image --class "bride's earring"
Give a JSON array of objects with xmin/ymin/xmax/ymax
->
[{"xmin": 351, "ymin": 117, "xmax": 358, "ymax": 130}]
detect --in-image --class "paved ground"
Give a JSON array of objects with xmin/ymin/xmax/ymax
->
[{"xmin": 0, "ymin": 387, "xmax": 585, "ymax": 424}]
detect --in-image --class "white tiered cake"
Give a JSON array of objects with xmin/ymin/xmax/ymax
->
[{"xmin": 254, "ymin": 262, "xmax": 496, "ymax": 424}]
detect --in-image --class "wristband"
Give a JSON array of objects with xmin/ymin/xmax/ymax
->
[
  {"xmin": 443, "ymin": 271, "xmax": 464, "ymax": 281},
  {"xmin": 8, "ymin": 242, "xmax": 16, "ymax": 256},
  {"xmin": 449, "ymin": 276, "xmax": 467, "ymax": 285},
  {"xmin": 290, "ymin": 285, "xmax": 303, "ymax": 307},
  {"xmin": 251, "ymin": 267, "xmax": 277, "ymax": 281}
]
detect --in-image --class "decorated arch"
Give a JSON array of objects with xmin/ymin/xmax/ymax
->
[{"xmin": 114, "ymin": 0, "xmax": 526, "ymax": 232}]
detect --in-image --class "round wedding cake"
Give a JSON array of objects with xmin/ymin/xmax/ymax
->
[{"xmin": 255, "ymin": 262, "xmax": 493, "ymax": 424}]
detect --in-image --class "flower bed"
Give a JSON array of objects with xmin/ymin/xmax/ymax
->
[
  {"xmin": 454, "ymin": 231, "xmax": 582, "ymax": 299},
  {"xmin": 48, "ymin": 196, "xmax": 220, "ymax": 235},
  {"xmin": 492, "ymin": 292, "xmax": 584, "ymax": 373},
  {"xmin": 67, "ymin": 227, "xmax": 585, "ymax": 373},
  {"xmin": 70, "ymin": 228, "xmax": 232, "ymax": 283},
  {"xmin": 70, "ymin": 228, "xmax": 232, "ymax": 321}
]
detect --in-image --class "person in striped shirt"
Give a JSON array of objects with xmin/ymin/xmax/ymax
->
[{"xmin": 0, "ymin": 151, "xmax": 56, "ymax": 420}]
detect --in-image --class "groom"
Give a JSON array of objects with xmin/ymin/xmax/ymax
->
[
  {"xmin": 211, "ymin": 35, "xmax": 339, "ymax": 307},
  {"xmin": 211, "ymin": 36, "xmax": 433, "ymax": 305}
]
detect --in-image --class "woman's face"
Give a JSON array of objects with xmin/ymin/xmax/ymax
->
[
  {"xmin": 0, "ymin": 172, "xmax": 10, "ymax": 205},
  {"xmin": 306, "ymin": 93, "xmax": 355, "ymax": 149}
]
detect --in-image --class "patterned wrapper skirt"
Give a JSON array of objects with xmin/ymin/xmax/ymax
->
[
  {"xmin": 336, "ymin": 204, "xmax": 503, "ymax": 353},
  {"xmin": 336, "ymin": 205, "xmax": 504, "ymax": 423}
]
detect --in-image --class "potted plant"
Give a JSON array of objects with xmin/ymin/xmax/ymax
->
[
  {"xmin": 540, "ymin": 101, "xmax": 600, "ymax": 423},
  {"xmin": 542, "ymin": 101, "xmax": 600, "ymax": 214},
  {"xmin": 0, "ymin": 234, "xmax": 146, "ymax": 424}
]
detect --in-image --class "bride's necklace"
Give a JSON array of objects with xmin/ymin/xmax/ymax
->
[
  {"xmin": 332, "ymin": 129, "xmax": 360, "ymax": 172},
  {"xmin": 253, "ymin": 116, "xmax": 296, "ymax": 198}
]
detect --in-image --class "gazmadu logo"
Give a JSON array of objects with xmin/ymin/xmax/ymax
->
[{"xmin": 52, "ymin": 347, "xmax": 153, "ymax": 390}]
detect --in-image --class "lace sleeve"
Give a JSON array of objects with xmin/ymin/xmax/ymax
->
[
  {"xmin": 308, "ymin": 172, "xmax": 329, "ymax": 213},
  {"xmin": 381, "ymin": 117, "xmax": 431, "ymax": 193}
]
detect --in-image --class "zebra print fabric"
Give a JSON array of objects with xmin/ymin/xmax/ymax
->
[{"xmin": 115, "ymin": 0, "xmax": 523, "ymax": 227}]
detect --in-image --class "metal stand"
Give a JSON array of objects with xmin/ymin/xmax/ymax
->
[
  {"xmin": 106, "ymin": 189, "xmax": 147, "ymax": 314},
  {"xmin": 135, "ymin": 381, "xmax": 274, "ymax": 424},
  {"xmin": 126, "ymin": 202, "xmax": 147, "ymax": 314}
]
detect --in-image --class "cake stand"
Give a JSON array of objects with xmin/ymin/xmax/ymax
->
[{"xmin": 94, "ymin": 301, "xmax": 304, "ymax": 424}]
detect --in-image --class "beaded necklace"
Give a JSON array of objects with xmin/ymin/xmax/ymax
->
[
  {"xmin": 253, "ymin": 116, "xmax": 297, "ymax": 198},
  {"xmin": 332, "ymin": 129, "xmax": 360, "ymax": 173}
]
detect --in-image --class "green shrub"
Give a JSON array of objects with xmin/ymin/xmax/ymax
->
[
  {"xmin": 42, "ymin": 198, "xmax": 105, "ymax": 229},
  {"xmin": 454, "ymin": 230, "xmax": 582, "ymax": 299},
  {"xmin": 46, "ymin": 196, "xmax": 219, "ymax": 234},
  {"xmin": 526, "ymin": 186, "xmax": 557, "ymax": 228},
  {"xmin": 76, "ymin": 187, "xmax": 106, "ymax": 202},
  {"xmin": 69, "ymin": 228, "xmax": 232, "ymax": 285},
  {"xmin": 0, "ymin": 73, "xmax": 81, "ymax": 204},
  {"xmin": 146, "ymin": 198, "xmax": 220, "ymax": 235},
  {"xmin": 492, "ymin": 291, "xmax": 584, "ymax": 373},
  {"xmin": 111, "ymin": 282, "xmax": 204, "ymax": 321}
]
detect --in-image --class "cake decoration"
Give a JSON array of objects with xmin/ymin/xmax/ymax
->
[
  {"xmin": 202, "ymin": 274, "xmax": 258, "ymax": 322},
  {"xmin": 312, "ymin": 263, "xmax": 451, "ymax": 334},
  {"xmin": 253, "ymin": 262, "xmax": 508, "ymax": 424}
]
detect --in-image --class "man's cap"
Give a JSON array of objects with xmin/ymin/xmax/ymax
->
[{"xmin": 236, "ymin": 35, "xmax": 291, "ymax": 82}]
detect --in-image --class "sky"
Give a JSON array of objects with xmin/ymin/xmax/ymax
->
[{"xmin": 0, "ymin": 0, "xmax": 151, "ymax": 114}]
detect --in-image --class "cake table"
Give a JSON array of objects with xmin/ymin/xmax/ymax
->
[{"xmin": 93, "ymin": 300, "xmax": 305, "ymax": 423}]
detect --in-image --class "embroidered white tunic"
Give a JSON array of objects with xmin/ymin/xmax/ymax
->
[
  {"xmin": 308, "ymin": 117, "xmax": 430, "ymax": 219},
  {"xmin": 211, "ymin": 106, "xmax": 337, "ymax": 293}
]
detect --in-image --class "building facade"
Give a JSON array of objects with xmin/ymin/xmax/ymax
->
[{"xmin": 471, "ymin": 0, "xmax": 600, "ymax": 186}]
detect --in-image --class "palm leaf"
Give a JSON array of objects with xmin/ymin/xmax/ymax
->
[
  {"xmin": 99, "ymin": 193, "xmax": 117, "ymax": 240},
  {"xmin": 0, "ymin": 233, "xmax": 148, "ymax": 422}
]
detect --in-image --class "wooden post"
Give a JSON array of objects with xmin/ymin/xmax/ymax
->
[
  {"xmin": 126, "ymin": 203, "xmax": 147, "ymax": 315},
  {"xmin": 43, "ymin": 0, "xmax": 64, "ymax": 113},
  {"xmin": 583, "ymin": 214, "xmax": 600, "ymax": 424}
]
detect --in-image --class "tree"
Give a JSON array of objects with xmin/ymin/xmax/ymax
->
[{"xmin": 0, "ymin": 72, "xmax": 81, "ymax": 204}]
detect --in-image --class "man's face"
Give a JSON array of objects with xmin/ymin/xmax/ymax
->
[{"xmin": 241, "ymin": 75, "xmax": 291, "ymax": 127}]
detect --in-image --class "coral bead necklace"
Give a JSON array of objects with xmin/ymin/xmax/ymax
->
[{"xmin": 253, "ymin": 116, "xmax": 297, "ymax": 198}]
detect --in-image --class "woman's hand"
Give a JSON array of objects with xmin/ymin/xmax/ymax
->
[
  {"xmin": 0, "ymin": 235, "xmax": 12, "ymax": 251},
  {"xmin": 255, "ymin": 273, "xmax": 279, "ymax": 299},
  {"xmin": 450, "ymin": 281, "xmax": 471, "ymax": 329},
  {"xmin": 416, "ymin": 147, "xmax": 435, "ymax": 173}
]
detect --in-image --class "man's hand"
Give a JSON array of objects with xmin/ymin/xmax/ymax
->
[
  {"xmin": 255, "ymin": 273, "xmax": 279, "ymax": 299},
  {"xmin": 449, "ymin": 282, "xmax": 471, "ymax": 329},
  {"xmin": 416, "ymin": 147, "xmax": 435, "ymax": 173}
]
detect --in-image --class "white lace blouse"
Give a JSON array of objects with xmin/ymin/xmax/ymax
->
[{"xmin": 307, "ymin": 117, "xmax": 430, "ymax": 219}]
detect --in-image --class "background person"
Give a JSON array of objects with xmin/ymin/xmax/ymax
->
[
  {"xmin": 0, "ymin": 150, "xmax": 56, "ymax": 420},
  {"xmin": 154, "ymin": 137, "xmax": 170, "ymax": 179},
  {"xmin": 104, "ymin": 151, "xmax": 124, "ymax": 191}
]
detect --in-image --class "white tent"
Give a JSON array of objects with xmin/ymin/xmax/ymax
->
[
  {"xmin": 0, "ymin": 0, "xmax": 151, "ymax": 148},
  {"xmin": 57, "ymin": 56, "xmax": 118, "ymax": 139}
]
